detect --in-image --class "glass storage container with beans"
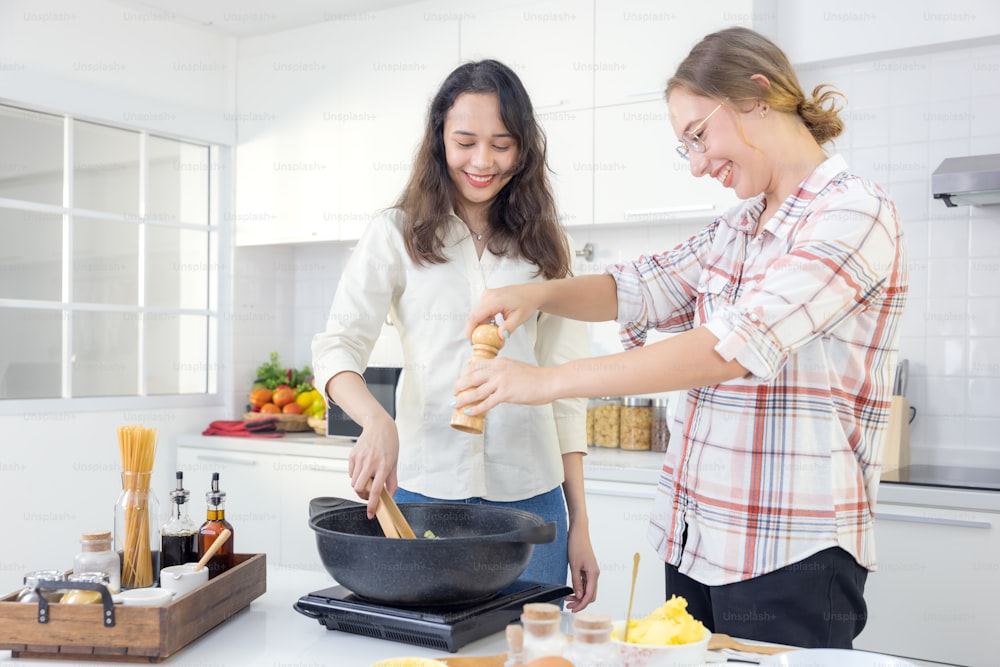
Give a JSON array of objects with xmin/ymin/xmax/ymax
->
[
  {"xmin": 588, "ymin": 397, "xmax": 622, "ymax": 448},
  {"xmin": 620, "ymin": 396, "xmax": 652, "ymax": 450}
]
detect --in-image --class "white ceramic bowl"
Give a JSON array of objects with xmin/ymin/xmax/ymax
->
[
  {"xmin": 369, "ymin": 659, "xmax": 448, "ymax": 667},
  {"xmin": 114, "ymin": 587, "xmax": 174, "ymax": 607},
  {"xmin": 159, "ymin": 564, "xmax": 209, "ymax": 598},
  {"xmin": 611, "ymin": 620, "xmax": 711, "ymax": 667}
]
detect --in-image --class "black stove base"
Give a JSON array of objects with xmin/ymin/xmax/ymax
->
[{"xmin": 293, "ymin": 580, "xmax": 572, "ymax": 653}]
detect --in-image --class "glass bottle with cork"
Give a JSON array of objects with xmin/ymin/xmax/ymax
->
[
  {"xmin": 74, "ymin": 530, "xmax": 120, "ymax": 594},
  {"xmin": 161, "ymin": 471, "xmax": 198, "ymax": 569},
  {"xmin": 198, "ymin": 472, "xmax": 234, "ymax": 578}
]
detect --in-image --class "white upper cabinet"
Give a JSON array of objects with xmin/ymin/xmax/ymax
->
[
  {"xmin": 234, "ymin": 8, "xmax": 458, "ymax": 246},
  {"xmin": 593, "ymin": 0, "xmax": 754, "ymax": 107},
  {"xmin": 775, "ymin": 0, "xmax": 1000, "ymax": 64},
  {"xmin": 593, "ymin": 100, "xmax": 740, "ymax": 225},
  {"xmin": 540, "ymin": 107, "xmax": 594, "ymax": 227},
  {"xmin": 460, "ymin": 0, "xmax": 594, "ymax": 112}
]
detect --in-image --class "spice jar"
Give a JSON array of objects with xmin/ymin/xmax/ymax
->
[
  {"xmin": 74, "ymin": 530, "xmax": 120, "ymax": 594},
  {"xmin": 620, "ymin": 397, "xmax": 652, "ymax": 450},
  {"xmin": 503, "ymin": 623, "xmax": 525, "ymax": 667},
  {"xmin": 16, "ymin": 570, "xmax": 66, "ymax": 604},
  {"xmin": 521, "ymin": 602, "xmax": 568, "ymax": 661},
  {"xmin": 651, "ymin": 397, "xmax": 671, "ymax": 452},
  {"xmin": 563, "ymin": 612, "xmax": 623, "ymax": 667},
  {"xmin": 589, "ymin": 397, "xmax": 621, "ymax": 448},
  {"xmin": 62, "ymin": 572, "xmax": 111, "ymax": 605}
]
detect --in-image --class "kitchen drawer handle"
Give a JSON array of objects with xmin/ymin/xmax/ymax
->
[
  {"xmin": 624, "ymin": 205, "xmax": 715, "ymax": 219},
  {"xmin": 193, "ymin": 454, "xmax": 259, "ymax": 466},
  {"xmin": 586, "ymin": 487, "xmax": 656, "ymax": 501},
  {"xmin": 877, "ymin": 512, "xmax": 992, "ymax": 530}
]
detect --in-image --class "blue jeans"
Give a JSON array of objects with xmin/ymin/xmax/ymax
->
[{"xmin": 393, "ymin": 486, "xmax": 569, "ymax": 588}]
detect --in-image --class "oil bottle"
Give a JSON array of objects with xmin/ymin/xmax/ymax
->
[
  {"xmin": 161, "ymin": 471, "xmax": 198, "ymax": 569},
  {"xmin": 198, "ymin": 472, "xmax": 234, "ymax": 578}
]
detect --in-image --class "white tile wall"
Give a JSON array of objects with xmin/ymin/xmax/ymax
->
[{"xmin": 244, "ymin": 41, "xmax": 1000, "ymax": 468}]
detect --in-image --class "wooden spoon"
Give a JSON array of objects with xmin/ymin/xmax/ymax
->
[
  {"xmin": 191, "ymin": 528, "xmax": 231, "ymax": 572},
  {"xmin": 708, "ymin": 632, "xmax": 794, "ymax": 655},
  {"xmin": 379, "ymin": 487, "xmax": 416, "ymax": 539},
  {"xmin": 623, "ymin": 551, "xmax": 640, "ymax": 642}
]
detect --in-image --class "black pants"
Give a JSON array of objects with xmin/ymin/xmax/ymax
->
[{"xmin": 665, "ymin": 547, "xmax": 868, "ymax": 649}]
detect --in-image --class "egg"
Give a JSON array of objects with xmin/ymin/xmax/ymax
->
[{"xmin": 525, "ymin": 658, "xmax": 574, "ymax": 667}]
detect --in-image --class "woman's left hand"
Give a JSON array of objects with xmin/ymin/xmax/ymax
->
[
  {"xmin": 453, "ymin": 357, "xmax": 555, "ymax": 413},
  {"xmin": 565, "ymin": 524, "xmax": 599, "ymax": 612}
]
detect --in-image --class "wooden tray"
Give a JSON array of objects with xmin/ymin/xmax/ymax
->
[{"xmin": 0, "ymin": 553, "xmax": 266, "ymax": 662}]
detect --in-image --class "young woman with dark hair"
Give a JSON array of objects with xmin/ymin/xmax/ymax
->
[{"xmin": 312, "ymin": 60, "xmax": 598, "ymax": 610}]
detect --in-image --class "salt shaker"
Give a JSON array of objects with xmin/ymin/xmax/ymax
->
[
  {"xmin": 450, "ymin": 322, "xmax": 505, "ymax": 434},
  {"xmin": 520, "ymin": 602, "xmax": 568, "ymax": 661}
]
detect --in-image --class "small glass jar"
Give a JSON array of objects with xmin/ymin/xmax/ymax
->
[
  {"xmin": 520, "ymin": 602, "xmax": 567, "ymax": 661},
  {"xmin": 651, "ymin": 397, "xmax": 671, "ymax": 453},
  {"xmin": 589, "ymin": 397, "xmax": 621, "ymax": 448},
  {"xmin": 563, "ymin": 612, "xmax": 623, "ymax": 667},
  {"xmin": 16, "ymin": 570, "xmax": 66, "ymax": 604},
  {"xmin": 74, "ymin": 530, "xmax": 120, "ymax": 594},
  {"xmin": 620, "ymin": 397, "xmax": 652, "ymax": 450},
  {"xmin": 503, "ymin": 623, "xmax": 524, "ymax": 667},
  {"xmin": 62, "ymin": 572, "xmax": 111, "ymax": 605}
]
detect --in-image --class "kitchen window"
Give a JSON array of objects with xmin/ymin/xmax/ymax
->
[{"xmin": 0, "ymin": 103, "xmax": 220, "ymax": 402}]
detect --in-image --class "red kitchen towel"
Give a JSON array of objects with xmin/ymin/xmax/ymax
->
[{"xmin": 202, "ymin": 419, "xmax": 284, "ymax": 438}]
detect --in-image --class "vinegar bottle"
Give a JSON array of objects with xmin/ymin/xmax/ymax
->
[
  {"xmin": 198, "ymin": 472, "xmax": 234, "ymax": 578},
  {"xmin": 161, "ymin": 471, "xmax": 198, "ymax": 569}
]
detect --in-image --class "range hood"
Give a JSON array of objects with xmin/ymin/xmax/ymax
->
[{"xmin": 932, "ymin": 153, "xmax": 1000, "ymax": 207}]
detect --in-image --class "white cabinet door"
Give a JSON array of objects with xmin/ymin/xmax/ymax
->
[
  {"xmin": 460, "ymin": 0, "xmax": 594, "ymax": 112},
  {"xmin": 175, "ymin": 447, "xmax": 284, "ymax": 562},
  {"xmin": 278, "ymin": 455, "xmax": 355, "ymax": 574},
  {"xmin": 593, "ymin": 0, "xmax": 753, "ymax": 107},
  {"xmin": 855, "ymin": 502, "xmax": 1000, "ymax": 667},
  {"xmin": 593, "ymin": 100, "xmax": 739, "ymax": 225},
  {"xmin": 584, "ymin": 479, "xmax": 666, "ymax": 618},
  {"xmin": 541, "ymin": 107, "xmax": 593, "ymax": 228}
]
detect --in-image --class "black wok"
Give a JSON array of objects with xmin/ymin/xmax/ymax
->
[{"xmin": 308, "ymin": 497, "xmax": 556, "ymax": 606}]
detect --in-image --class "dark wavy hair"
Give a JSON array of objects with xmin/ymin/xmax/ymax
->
[{"xmin": 396, "ymin": 59, "xmax": 570, "ymax": 280}]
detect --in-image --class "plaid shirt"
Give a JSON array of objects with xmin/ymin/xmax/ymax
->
[{"xmin": 608, "ymin": 155, "xmax": 908, "ymax": 585}]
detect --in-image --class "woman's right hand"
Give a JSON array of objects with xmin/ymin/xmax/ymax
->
[
  {"xmin": 465, "ymin": 282, "xmax": 546, "ymax": 341},
  {"xmin": 347, "ymin": 412, "xmax": 400, "ymax": 519}
]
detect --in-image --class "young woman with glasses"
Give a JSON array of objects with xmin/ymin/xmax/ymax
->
[{"xmin": 455, "ymin": 27, "xmax": 907, "ymax": 648}]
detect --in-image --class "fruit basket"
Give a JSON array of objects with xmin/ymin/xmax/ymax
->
[
  {"xmin": 244, "ymin": 353, "xmax": 326, "ymax": 430},
  {"xmin": 244, "ymin": 412, "xmax": 311, "ymax": 432}
]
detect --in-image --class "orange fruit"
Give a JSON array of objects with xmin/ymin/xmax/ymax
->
[
  {"xmin": 282, "ymin": 402, "xmax": 303, "ymax": 415},
  {"xmin": 259, "ymin": 403, "xmax": 280, "ymax": 414},
  {"xmin": 272, "ymin": 387, "xmax": 295, "ymax": 408},
  {"xmin": 249, "ymin": 387, "xmax": 272, "ymax": 408}
]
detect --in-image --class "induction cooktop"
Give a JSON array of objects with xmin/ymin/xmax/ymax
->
[
  {"xmin": 293, "ymin": 580, "xmax": 572, "ymax": 653},
  {"xmin": 880, "ymin": 464, "xmax": 1000, "ymax": 492}
]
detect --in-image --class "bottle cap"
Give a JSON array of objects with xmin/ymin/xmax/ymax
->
[
  {"xmin": 170, "ymin": 471, "xmax": 191, "ymax": 505},
  {"xmin": 80, "ymin": 531, "xmax": 112, "ymax": 542}
]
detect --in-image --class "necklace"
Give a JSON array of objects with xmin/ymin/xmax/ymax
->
[{"xmin": 468, "ymin": 225, "xmax": 487, "ymax": 241}]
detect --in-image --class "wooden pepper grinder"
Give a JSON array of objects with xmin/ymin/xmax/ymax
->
[{"xmin": 450, "ymin": 322, "xmax": 505, "ymax": 434}]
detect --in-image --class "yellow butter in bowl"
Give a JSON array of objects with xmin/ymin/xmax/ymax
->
[
  {"xmin": 370, "ymin": 659, "xmax": 448, "ymax": 667},
  {"xmin": 614, "ymin": 595, "xmax": 707, "ymax": 645}
]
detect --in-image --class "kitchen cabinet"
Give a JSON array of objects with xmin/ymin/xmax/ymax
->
[
  {"xmin": 278, "ymin": 454, "xmax": 354, "ymax": 574},
  {"xmin": 540, "ymin": 107, "xmax": 594, "ymax": 227},
  {"xmin": 592, "ymin": 100, "xmax": 739, "ymax": 225},
  {"xmin": 855, "ymin": 497, "xmax": 1000, "ymax": 667},
  {"xmin": 175, "ymin": 447, "xmax": 285, "ymax": 561},
  {"xmin": 583, "ymin": 478, "xmax": 666, "ymax": 619},
  {"xmin": 775, "ymin": 0, "xmax": 1000, "ymax": 65},
  {"xmin": 592, "ymin": 0, "xmax": 753, "ymax": 107},
  {"xmin": 459, "ymin": 0, "xmax": 594, "ymax": 113}
]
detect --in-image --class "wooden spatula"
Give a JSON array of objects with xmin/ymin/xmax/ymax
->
[
  {"xmin": 379, "ymin": 487, "xmax": 416, "ymax": 539},
  {"xmin": 708, "ymin": 632, "xmax": 793, "ymax": 655}
]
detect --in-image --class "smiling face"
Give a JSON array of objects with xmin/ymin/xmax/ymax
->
[
  {"xmin": 668, "ymin": 88, "xmax": 770, "ymax": 201},
  {"xmin": 443, "ymin": 92, "xmax": 518, "ymax": 219}
]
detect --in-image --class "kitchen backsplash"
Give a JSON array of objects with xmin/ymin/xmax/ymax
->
[{"xmin": 235, "ymin": 40, "xmax": 1000, "ymax": 469}]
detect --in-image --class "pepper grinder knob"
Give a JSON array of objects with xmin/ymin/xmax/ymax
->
[{"xmin": 450, "ymin": 323, "xmax": 505, "ymax": 434}]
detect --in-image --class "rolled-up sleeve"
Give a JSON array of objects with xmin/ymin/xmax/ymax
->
[
  {"xmin": 534, "ymin": 309, "xmax": 589, "ymax": 455},
  {"xmin": 705, "ymin": 187, "xmax": 900, "ymax": 383}
]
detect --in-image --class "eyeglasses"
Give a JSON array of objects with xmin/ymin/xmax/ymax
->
[{"xmin": 675, "ymin": 99, "xmax": 727, "ymax": 161}]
